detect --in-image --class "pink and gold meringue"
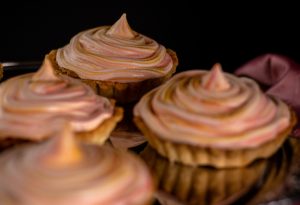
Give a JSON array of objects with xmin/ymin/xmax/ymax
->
[
  {"xmin": 0, "ymin": 54, "xmax": 123, "ymax": 144},
  {"xmin": 134, "ymin": 64, "xmax": 296, "ymax": 168},
  {"xmin": 0, "ymin": 125, "xmax": 153, "ymax": 205},
  {"xmin": 54, "ymin": 13, "xmax": 178, "ymax": 103},
  {"xmin": 56, "ymin": 13, "xmax": 174, "ymax": 82}
]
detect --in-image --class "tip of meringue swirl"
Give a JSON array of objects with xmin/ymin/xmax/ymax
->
[
  {"xmin": 106, "ymin": 13, "xmax": 136, "ymax": 39},
  {"xmin": 32, "ymin": 55, "xmax": 60, "ymax": 82},
  {"xmin": 30, "ymin": 54, "xmax": 67, "ymax": 94},
  {"xmin": 41, "ymin": 123, "xmax": 83, "ymax": 167},
  {"xmin": 202, "ymin": 63, "xmax": 230, "ymax": 91}
]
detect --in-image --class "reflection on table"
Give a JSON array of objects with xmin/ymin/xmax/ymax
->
[{"xmin": 140, "ymin": 138, "xmax": 300, "ymax": 205}]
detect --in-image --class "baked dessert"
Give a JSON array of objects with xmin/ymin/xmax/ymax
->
[
  {"xmin": 53, "ymin": 13, "xmax": 178, "ymax": 103},
  {"xmin": 134, "ymin": 63, "xmax": 296, "ymax": 168},
  {"xmin": 0, "ymin": 124, "xmax": 154, "ymax": 205},
  {"xmin": 0, "ymin": 53, "xmax": 123, "ymax": 148},
  {"xmin": 140, "ymin": 142, "xmax": 291, "ymax": 205}
]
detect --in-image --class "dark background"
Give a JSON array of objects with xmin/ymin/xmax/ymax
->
[{"xmin": 0, "ymin": 2, "xmax": 299, "ymax": 73}]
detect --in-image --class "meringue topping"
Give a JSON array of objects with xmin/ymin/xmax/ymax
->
[
  {"xmin": 134, "ymin": 66, "xmax": 291, "ymax": 148},
  {"xmin": 0, "ymin": 55, "xmax": 114, "ymax": 140},
  {"xmin": 32, "ymin": 55, "xmax": 60, "ymax": 82},
  {"xmin": 202, "ymin": 63, "xmax": 230, "ymax": 91},
  {"xmin": 106, "ymin": 13, "xmax": 136, "ymax": 39},
  {"xmin": 30, "ymin": 55, "xmax": 67, "ymax": 94},
  {"xmin": 0, "ymin": 124, "xmax": 153, "ymax": 205},
  {"xmin": 41, "ymin": 124, "xmax": 83, "ymax": 167},
  {"xmin": 56, "ymin": 14, "xmax": 174, "ymax": 82}
]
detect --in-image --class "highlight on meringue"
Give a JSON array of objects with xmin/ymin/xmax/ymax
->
[
  {"xmin": 134, "ymin": 64, "xmax": 291, "ymax": 148},
  {"xmin": 0, "ymin": 124, "xmax": 154, "ymax": 205},
  {"xmin": 0, "ymin": 54, "xmax": 114, "ymax": 140},
  {"xmin": 56, "ymin": 13, "xmax": 174, "ymax": 82}
]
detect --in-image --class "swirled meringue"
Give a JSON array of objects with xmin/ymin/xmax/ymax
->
[
  {"xmin": 0, "ymin": 125, "xmax": 153, "ymax": 205},
  {"xmin": 134, "ymin": 64, "xmax": 291, "ymax": 149},
  {"xmin": 56, "ymin": 13, "xmax": 174, "ymax": 83},
  {"xmin": 0, "ymin": 54, "xmax": 114, "ymax": 140}
]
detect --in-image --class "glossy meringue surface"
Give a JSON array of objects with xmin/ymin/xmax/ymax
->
[
  {"xmin": 56, "ymin": 14, "xmax": 174, "ymax": 82},
  {"xmin": 134, "ymin": 64, "xmax": 291, "ymax": 148},
  {"xmin": 0, "ymin": 55, "xmax": 114, "ymax": 140},
  {"xmin": 0, "ymin": 126, "xmax": 153, "ymax": 205}
]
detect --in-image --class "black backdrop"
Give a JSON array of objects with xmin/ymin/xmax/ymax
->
[{"xmin": 0, "ymin": 2, "xmax": 299, "ymax": 73}]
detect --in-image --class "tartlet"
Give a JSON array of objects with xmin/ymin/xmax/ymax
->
[
  {"xmin": 134, "ymin": 64, "xmax": 296, "ymax": 168},
  {"xmin": 0, "ymin": 53, "xmax": 123, "ymax": 149},
  {"xmin": 0, "ymin": 124, "xmax": 154, "ymax": 205},
  {"xmin": 53, "ymin": 13, "xmax": 178, "ymax": 103}
]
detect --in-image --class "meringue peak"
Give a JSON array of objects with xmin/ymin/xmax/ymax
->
[
  {"xmin": 42, "ymin": 123, "xmax": 83, "ymax": 167},
  {"xmin": 202, "ymin": 63, "xmax": 230, "ymax": 91},
  {"xmin": 106, "ymin": 13, "xmax": 136, "ymax": 39},
  {"xmin": 30, "ymin": 54, "xmax": 67, "ymax": 94},
  {"xmin": 32, "ymin": 55, "xmax": 60, "ymax": 82}
]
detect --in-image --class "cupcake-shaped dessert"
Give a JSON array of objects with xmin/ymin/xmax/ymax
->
[
  {"xmin": 134, "ymin": 64, "xmax": 296, "ymax": 168},
  {"xmin": 53, "ymin": 13, "xmax": 178, "ymax": 103},
  {"xmin": 0, "ymin": 53, "xmax": 123, "ymax": 148},
  {"xmin": 0, "ymin": 124, "xmax": 154, "ymax": 205}
]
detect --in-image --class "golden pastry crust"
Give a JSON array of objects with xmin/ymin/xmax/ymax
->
[
  {"xmin": 77, "ymin": 106, "xmax": 123, "ymax": 144},
  {"xmin": 135, "ymin": 110, "xmax": 297, "ymax": 168},
  {"xmin": 0, "ymin": 106, "xmax": 123, "ymax": 151},
  {"xmin": 51, "ymin": 49, "xmax": 178, "ymax": 104}
]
